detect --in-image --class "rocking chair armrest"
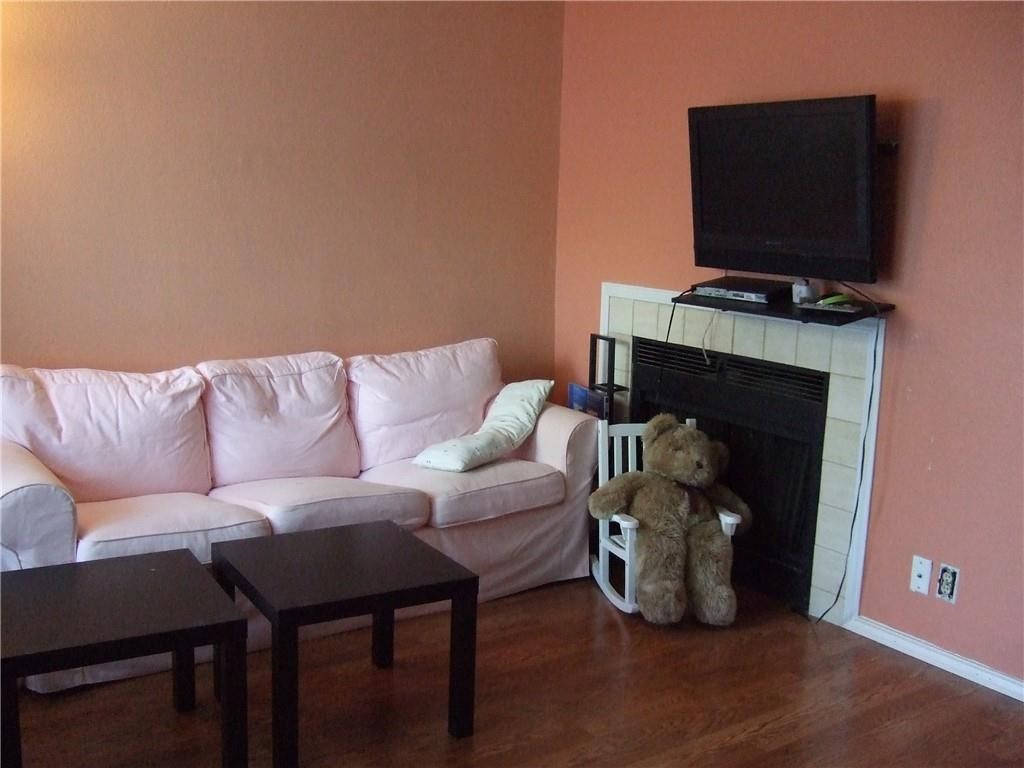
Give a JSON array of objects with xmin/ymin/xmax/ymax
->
[
  {"xmin": 717, "ymin": 508, "xmax": 742, "ymax": 537},
  {"xmin": 611, "ymin": 513, "xmax": 639, "ymax": 529}
]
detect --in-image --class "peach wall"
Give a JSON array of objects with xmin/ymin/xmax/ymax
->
[
  {"xmin": 555, "ymin": 3, "xmax": 1023, "ymax": 678},
  {"xmin": 1, "ymin": 2, "xmax": 564, "ymax": 382}
]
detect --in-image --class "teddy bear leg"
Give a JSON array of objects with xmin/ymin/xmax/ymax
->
[
  {"xmin": 636, "ymin": 541, "xmax": 687, "ymax": 625},
  {"xmin": 685, "ymin": 520, "xmax": 737, "ymax": 627},
  {"xmin": 638, "ymin": 577, "xmax": 687, "ymax": 625}
]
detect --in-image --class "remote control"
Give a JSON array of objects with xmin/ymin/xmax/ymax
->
[{"xmin": 798, "ymin": 302, "xmax": 860, "ymax": 313}]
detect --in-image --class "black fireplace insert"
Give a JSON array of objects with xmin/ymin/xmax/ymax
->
[{"xmin": 630, "ymin": 336, "xmax": 829, "ymax": 614}]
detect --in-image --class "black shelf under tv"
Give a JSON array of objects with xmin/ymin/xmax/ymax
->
[{"xmin": 672, "ymin": 292, "xmax": 895, "ymax": 327}]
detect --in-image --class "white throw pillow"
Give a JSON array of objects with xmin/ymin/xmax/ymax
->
[{"xmin": 413, "ymin": 379, "xmax": 553, "ymax": 472}]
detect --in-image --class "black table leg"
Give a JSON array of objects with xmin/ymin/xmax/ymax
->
[
  {"xmin": 272, "ymin": 619, "xmax": 299, "ymax": 768},
  {"xmin": 2, "ymin": 671, "xmax": 21, "ymax": 768},
  {"xmin": 172, "ymin": 643, "xmax": 196, "ymax": 712},
  {"xmin": 213, "ymin": 572, "xmax": 236, "ymax": 703},
  {"xmin": 372, "ymin": 606, "xmax": 395, "ymax": 668},
  {"xmin": 220, "ymin": 624, "xmax": 248, "ymax": 768},
  {"xmin": 448, "ymin": 581, "xmax": 478, "ymax": 738}
]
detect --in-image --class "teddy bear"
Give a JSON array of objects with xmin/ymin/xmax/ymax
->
[{"xmin": 588, "ymin": 413, "xmax": 752, "ymax": 626}]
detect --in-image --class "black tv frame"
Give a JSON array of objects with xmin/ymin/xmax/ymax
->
[{"xmin": 688, "ymin": 95, "xmax": 877, "ymax": 284}]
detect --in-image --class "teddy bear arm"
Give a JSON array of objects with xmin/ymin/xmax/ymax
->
[
  {"xmin": 705, "ymin": 483, "xmax": 752, "ymax": 534},
  {"xmin": 587, "ymin": 471, "xmax": 651, "ymax": 520}
]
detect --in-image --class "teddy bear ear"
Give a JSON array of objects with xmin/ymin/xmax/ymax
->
[
  {"xmin": 643, "ymin": 413, "xmax": 679, "ymax": 445},
  {"xmin": 712, "ymin": 440, "xmax": 730, "ymax": 474}
]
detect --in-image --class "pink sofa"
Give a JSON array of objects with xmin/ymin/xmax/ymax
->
[{"xmin": 0, "ymin": 338, "xmax": 597, "ymax": 692}]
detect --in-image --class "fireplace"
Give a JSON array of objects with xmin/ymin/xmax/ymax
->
[
  {"xmin": 630, "ymin": 338, "xmax": 828, "ymax": 613},
  {"xmin": 600, "ymin": 282, "xmax": 886, "ymax": 624}
]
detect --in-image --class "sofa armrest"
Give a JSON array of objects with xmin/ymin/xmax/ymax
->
[
  {"xmin": 1, "ymin": 439, "xmax": 77, "ymax": 570},
  {"xmin": 515, "ymin": 404, "xmax": 598, "ymax": 493}
]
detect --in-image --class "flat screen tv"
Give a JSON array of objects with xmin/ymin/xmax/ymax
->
[{"xmin": 688, "ymin": 95, "xmax": 877, "ymax": 283}]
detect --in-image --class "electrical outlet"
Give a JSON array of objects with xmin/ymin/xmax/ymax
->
[
  {"xmin": 910, "ymin": 555, "xmax": 932, "ymax": 595},
  {"xmin": 936, "ymin": 563, "xmax": 960, "ymax": 604}
]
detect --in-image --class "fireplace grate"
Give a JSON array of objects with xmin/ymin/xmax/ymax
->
[
  {"xmin": 633, "ymin": 340, "xmax": 719, "ymax": 378},
  {"xmin": 724, "ymin": 357, "xmax": 827, "ymax": 404},
  {"xmin": 632, "ymin": 338, "xmax": 827, "ymax": 404}
]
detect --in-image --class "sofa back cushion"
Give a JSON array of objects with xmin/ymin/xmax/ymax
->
[
  {"xmin": 0, "ymin": 365, "xmax": 211, "ymax": 503},
  {"xmin": 197, "ymin": 352, "xmax": 360, "ymax": 486},
  {"xmin": 347, "ymin": 338, "xmax": 503, "ymax": 470}
]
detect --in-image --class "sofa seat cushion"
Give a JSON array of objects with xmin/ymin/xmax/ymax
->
[
  {"xmin": 1, "ymin": 365, "xmax": 211, "ymax": 503},
  {"xmin": 197, "ymin": 352, "xmax": 360, "ymax": 486},
  {"xmin": 359, "ymin": 458, "xmax": 564, "ymax": 528},
  {"xmin": 347, "ymin": 338, "xmax": 503, "ymax": 471},
  {"xmin": 76, "ymin": 493, "xmax": 270, "ymax": 564},
  {"xmin": 209, "ymin": 477, "xmax": 430, "ymax": 534}
]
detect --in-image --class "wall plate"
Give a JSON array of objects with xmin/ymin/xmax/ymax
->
[
  {"xmin": 936, "ymin": 563, "xmax": 960, "ymax": 604},
  {"xmin": 910, "ymin": 555, "xmax": 932, "ymax": 595}
]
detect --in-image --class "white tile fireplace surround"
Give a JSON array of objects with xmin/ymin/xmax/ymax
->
[{"xmin": 599, "ymin": 282, "xmax": 886, "ymax": 626}]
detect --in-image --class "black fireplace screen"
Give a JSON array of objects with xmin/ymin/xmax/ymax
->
[{"xmin": 630, "ymin": 337, "xmax": 829, "ymax": 613}]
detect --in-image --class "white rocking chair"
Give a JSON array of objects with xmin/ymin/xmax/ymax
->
[{"xmin": 590, "ymin": 419, "xmax": 744, "ymax": 615}]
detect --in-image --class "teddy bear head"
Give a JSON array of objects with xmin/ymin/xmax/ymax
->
[{"xmin": 641, "ymin": 413, "xmax": 728, "ymax": 489}]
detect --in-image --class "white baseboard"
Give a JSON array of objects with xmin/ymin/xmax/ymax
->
[{"xmin": 844, "ymin": 616, "xmax": 1024, "ymax": 702}]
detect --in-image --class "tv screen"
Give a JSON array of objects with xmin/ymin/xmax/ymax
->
[{"xmin": 688, "ymin": 95, "xmax": 876, "ymax": 283}]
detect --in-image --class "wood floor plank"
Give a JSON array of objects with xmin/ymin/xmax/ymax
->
[{"xmin": 15, "ymin": 579, "xmax": 1023, "ymax": 767}]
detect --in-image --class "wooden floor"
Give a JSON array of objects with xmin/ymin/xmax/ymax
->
[{"xmin": 16, "ymin": 579, "xmax": 1023, "ymax": 767}]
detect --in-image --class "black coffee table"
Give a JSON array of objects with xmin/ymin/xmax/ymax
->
[
  {"xmin": 1, "ymin": 549, "xmax": 248, "ymax": 768},
  {"xmin": 211, "ymin": 520, "xmax": 479, "ymax": 768}
]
